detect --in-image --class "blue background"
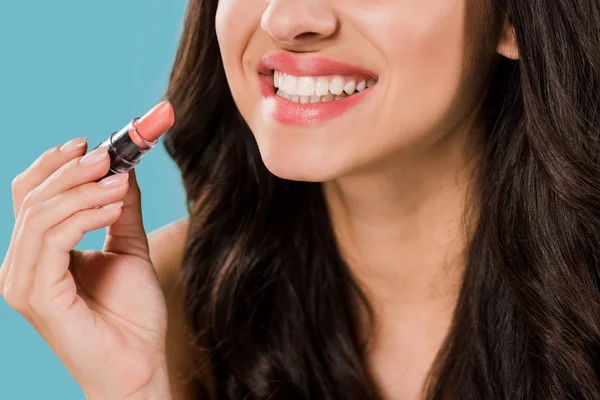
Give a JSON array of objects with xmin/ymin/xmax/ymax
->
[{"xmin": 0, "ymin": 1, "xmax": 188, "ymax": 398}]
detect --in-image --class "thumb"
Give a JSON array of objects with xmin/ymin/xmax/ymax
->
[{"xmin": 103, "ymin": 168, "xmax": 150, "ymax": 261}]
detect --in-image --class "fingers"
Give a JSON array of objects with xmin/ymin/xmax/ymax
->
[
  {"xmin": 2, "ymin": 176, "xmax": 130, "ymax": 308},
  {"xmin": 2, "ymin": 137, "xmax": 89, "ymax": 295},
  {"xmin": 0, "ymin": 219, "xmax": 22, "ymax": 296},
  {"xmin": 3, "ymin": 143, "xmax": 112, "ymax": 288},
  {"xmin": 103, "ymin": 168, "xmax": 150, "ymax": 260},
  {"xmin": 32, "ymin": 205, "xmax": 125, "ymax": 318},
  {"xmin": 19, "ymin": 146, "xmax": 112, "ymax": 218},
  {"xmin": 12, "ymin": 137, "xmax": 88, "ymax": 218}
]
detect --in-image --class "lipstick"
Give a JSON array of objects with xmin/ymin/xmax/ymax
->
[
  {"xmin": 257, "ymin": 51, "xmax": 378, "ymax": 125},
  {"xmin": 258, "ymin": 51, "xmax": 378, "ymax": 78},
  {"xmin": 92, "ymin": 101, "xmax": 175, "ymax": 181}
]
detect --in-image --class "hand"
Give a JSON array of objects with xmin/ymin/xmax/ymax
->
[{"xmin": 1, "ymin": 137, "xmax": 170, "ymax": 399}]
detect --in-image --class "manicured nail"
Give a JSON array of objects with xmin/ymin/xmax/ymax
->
[
  {"xmin": 101, "ymin": 200, "xmax": 124, "ymax": 210},
  {"xmin": 98, "ymin": 173, "xmax": 129, "ymax": 188},
  {"xmin": 60, "ymin": 137, "xmax": 88, "ymax": 153},
  {"xmin": 80, "ymin": 146, "xmax": 108, "ymax": 165}
]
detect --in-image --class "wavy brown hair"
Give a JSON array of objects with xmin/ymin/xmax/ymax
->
[{"xmin": 162, "ymin": 0, "xmax": 600, "ymax": 398}]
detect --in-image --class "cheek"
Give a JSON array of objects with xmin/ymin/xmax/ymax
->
[
  {"xmin": 216, "ymin": 0, "xmax": 262, "ymax": 77},
  {"xmin": 216, "ymin": 0, "xmax": 265, "ymax": 122},
  {"xmin": 361, "ymin": 0, "xmax": 472, "ymax": 138}
]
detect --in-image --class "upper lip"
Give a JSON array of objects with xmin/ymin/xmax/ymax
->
[{"xmin": 258, "ymin": 50, "xmax": 378, "ymax": 79}]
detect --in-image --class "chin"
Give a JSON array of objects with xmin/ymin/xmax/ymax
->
[{"xmin": 257, "ymin": 143, "xmax": 345, "ymax": 182}]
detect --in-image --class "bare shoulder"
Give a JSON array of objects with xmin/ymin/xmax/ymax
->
[
  {"xmin": 148, "ymin": 217, "xmax": 190, "ymax": 290},
  {"xmin": 148, "ymin": 217, "xmax": 213, "ymax": 400}
]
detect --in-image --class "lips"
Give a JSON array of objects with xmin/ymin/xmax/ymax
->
[
  {"xmin": 257, "ymin": 51, "xmax": 378, "ymax": 125},
  {"xmin": 258, "ymin": 51, "xmax": 379, "ymax": 78}
]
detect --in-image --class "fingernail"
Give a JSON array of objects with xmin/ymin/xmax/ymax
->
[
  {"xmin": 101, "ymin": 200, "xmax": 124, "ymax": 210},
  {"xmin": 80, "ymin": 146, "xmax": 108, "ymax": 165},
  {"xmin": 60, "ymin": 137, "xmax": 88, "ymax": 153},
  {"xmin": 98, "ymin": 172, "xmax": 129, "ymax": 188}
]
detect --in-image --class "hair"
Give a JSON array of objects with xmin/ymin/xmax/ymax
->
[{"xmin": 162, "ymin": 0, "xmax": 600, "ymax": 398}]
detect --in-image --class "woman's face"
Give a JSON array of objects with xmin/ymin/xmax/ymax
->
[{"xmin": 216, "ymin": 0, "xmax": 498, "ymax": 181}]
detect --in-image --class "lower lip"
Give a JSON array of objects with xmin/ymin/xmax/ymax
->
[{"xmin": 259, "ymin": 75, "xmax": 373, "ymax": 125}]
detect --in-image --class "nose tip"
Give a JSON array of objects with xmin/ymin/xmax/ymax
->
[{"xmin": 261, "ymin": 0, "xmax": 338, "ymax": 47}]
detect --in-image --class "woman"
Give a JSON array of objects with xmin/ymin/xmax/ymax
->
[{"xmin": 2, "ymin": 0, "xmax": 600, "ymax": 398}]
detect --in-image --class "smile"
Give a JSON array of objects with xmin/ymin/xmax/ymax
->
[
  {"xmin": 274, "ymin": 71, "xmax": 376, "ymax": 103},
  {"xmin": 257, "ymin": 51, "xmax": 379, "ymax": 125}
]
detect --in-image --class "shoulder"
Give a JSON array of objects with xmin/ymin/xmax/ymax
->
[
  {"xmin": 148, "ymin": 217, "xmax": 213, "ymax": 400},
  {"xmin": 148, "ymin": 217, "xmax": 189, "ymax": 292}
]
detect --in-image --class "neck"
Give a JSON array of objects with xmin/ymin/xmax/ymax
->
[{"xmin": 323, "ymin": 115, "xmax": 483, "ymax": 314}]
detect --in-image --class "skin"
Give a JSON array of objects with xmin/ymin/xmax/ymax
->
[
  {"xmin": 148, "ymin": 218, "xmax": 205, "ymax": 400},
  {"xmin": 0, "ymin": 144, "xmax": 172, "ymax": 399},
  {"xmin": 1, "ymin": 1, "xmax": 519, "ymax": 399},
  {"xmin": 216, "ymin": 0, "xmax": 519, "ymax": 398}
]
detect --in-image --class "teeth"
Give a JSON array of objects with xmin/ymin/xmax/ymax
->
[
  {"xmin": 343, "ymin": 80, "xmax": 356, "ymax": 95},
  {"xmin": 280, "ymin": 74, "xmax": 286, "ymax": 88},
  {"xmin": 274, "ymin": 71, "xmax": 377, "ymax": 103},
  {"xmin": 321, "ymin": 93, "xmax": 335, "ymax": 102},
  {"xmin": 276, "ymin": 89, "xmax": 288, "ymax": 100},
  {"xmin": 356, "ymin": 80, "xmax": 366, "ymax": 92},
  {"xmin": 329, "ymin": 76, "xmax": 345, "ymax": 95},
  {"xmin": 298, "ymin": 77, "xmax": 316, "ymax": 96},
  {"xmin": 315, "ymin": 78, "xmax": 329, "ymax": 96},
  {"xmin": 284, "ymin": 76, "xmax": 299, "ymax": 96}
]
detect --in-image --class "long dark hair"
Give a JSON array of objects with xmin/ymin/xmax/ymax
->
[{"xmin": 162, "ymin": 0, "xmax": 600, "ymax": 398}]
